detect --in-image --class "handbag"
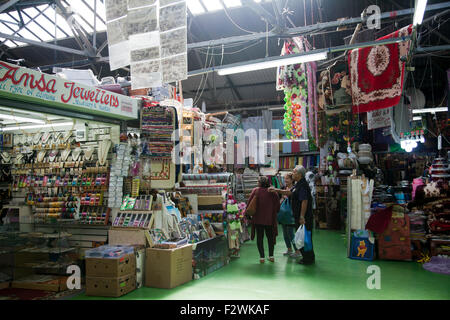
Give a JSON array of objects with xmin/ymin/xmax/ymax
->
[
  {"xmin": 245, "ymin": 188, "xmax": 259, "ymax": 217},
  {"xmin": 277, "ymin": 198, "xmax": 294, "ymax": 225}
]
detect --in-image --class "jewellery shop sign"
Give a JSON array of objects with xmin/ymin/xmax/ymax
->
[{"xmin": 0, "ymin": 61, "xmax": 138, "ymax": 120}]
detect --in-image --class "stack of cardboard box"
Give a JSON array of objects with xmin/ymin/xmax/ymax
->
[{"xmin": 85, "ymin": 246, "xmax": 136, "ymax": 297}]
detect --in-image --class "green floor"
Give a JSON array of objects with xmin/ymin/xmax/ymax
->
[{"xmin": 73, "ymin": 229, "xmax": 450, "ymax": 300}]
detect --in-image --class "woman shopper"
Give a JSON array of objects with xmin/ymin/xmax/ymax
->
[
  {"xmin": 247, "ymin": 176, "xmax": 280, "ymax": 263},
  {"xmin": 279, "ymin": 173, "xmax": 298, "ymax": 257}
]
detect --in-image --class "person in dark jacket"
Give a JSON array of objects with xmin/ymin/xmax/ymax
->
[
  {"xmin": 247, "ymin": 176, "xmax": 280, "ymax": 263},
  {"xmin": 269, "ymin": 165, "xmax": 316, "ymax": 265}
]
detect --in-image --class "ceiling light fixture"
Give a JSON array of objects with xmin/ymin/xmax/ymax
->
[
  {"xmin": 412, "ymin": 116, "xmax": 422, "ymax": 121},
  {"xmin": 1, "ymin": 121, "xmax": 74, "ymax": 132},
  {"xmin": 217, "ymin": 51, "xmax": 328, "ymax": 75},
  {"xmin": 0, "ymin": 114, "xmax": 45, "ymax": 124},
  {"xmin": 413, "ymin": 0, "xmax": 428, "ymax": 25},
  {"xmin": 412, "ymin": 107, "xmax": 448, "ymax": 114}
]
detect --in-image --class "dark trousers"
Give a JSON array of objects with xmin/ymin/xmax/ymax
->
[
  {"xmin": 281, "ymin": 224, "xmax": 297, "ymax": 250},
  {"xmin": 295, "ymin": 220, "xmax": 315, "ymax": 262},
  {"xmin": 255, "ymin": 224, "xmax": 274, "ymax": 258}
]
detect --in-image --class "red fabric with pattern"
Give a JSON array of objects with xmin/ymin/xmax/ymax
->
[{"xmin": 348, "ymin": 25, "xmax": 412, "ymax": 113}]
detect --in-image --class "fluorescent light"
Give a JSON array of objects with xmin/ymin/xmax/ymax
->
[
  {"xmin": 187, "ymin": 0, "xmax": 205, "ymax": 15},
  {"xmin": 412, "ymin": 107, "xmax": 448, "ymax": 114},
  {"xmin": 412, "ymin": 116, "xmax": 422, "ymax": 121},
  {"xmin": 217, "ymin": 51, "xmax": 328, "ymax": 75},
  {"xmin": 1, "ymin": 121, "xmax": 74, "ymax": 132},
  {"xmin": 264, "ymin": 139, "xmax": 309, "ymax": 143},
  {"xmin": 413, "ymin": 0, "xmax": 428, "ymax": 25},
  {"xmin": 0, "ymin": 114, "xmax": 45, "ymax": 124},
  {"xmin": 203, "ymin": 0, "xmax": 223, "ymax": 12}
]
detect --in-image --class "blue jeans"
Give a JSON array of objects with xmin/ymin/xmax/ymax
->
[{"xmin": 281, "ymin": 224, "xmax": 297, "ymax": 250}]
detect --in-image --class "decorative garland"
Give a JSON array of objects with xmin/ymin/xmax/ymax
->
[{"xmin": 279, "ymin": 40, "xmax": 308, "ymax": 139}]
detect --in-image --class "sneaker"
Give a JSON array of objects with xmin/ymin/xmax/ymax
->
[
  {"xmin": 268, "ymin": 256, "xmax": 275, "ymax": 262},
  {"xmin": 289, "ymin": 252, "xmax": 302, "ymax": 258},
  {"xmin": 283, "ymin": 250, "xmax": 293, "ymax": 256},
  {"xmin": 259, "ymin": 258, "xmax": 265, "ymax": 264}
]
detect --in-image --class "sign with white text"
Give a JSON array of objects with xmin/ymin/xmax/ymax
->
[
  {"xmin": 0, "ymin": 61, "xmax": 138, "ymax": 120},
  {"xmin": 367, "ymin": 107, "xmax": 392, "ymax": 130}
]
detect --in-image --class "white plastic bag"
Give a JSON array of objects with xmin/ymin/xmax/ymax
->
[{"xmin": 294, "ymin": 225, "xmax": 305, "ymax": 250}]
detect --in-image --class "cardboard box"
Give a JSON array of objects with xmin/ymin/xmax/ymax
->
[
  {"xmin": 86, "ymin": 253, "xmax": 136, "ymax": 278},
  {"xmin": 86, "ymin": 274, "xmax": 136, "ymax": 297},
  {"xmin": 109, "ymin": 228, "xmax": 147, "ymax": 246},
  {"xmin": 11, "ymin": 275, "xmax": 68, "ymax": 292},
  {"xmin": 145, "ymin": 245, "xmax": 193, "ymax": 289}
]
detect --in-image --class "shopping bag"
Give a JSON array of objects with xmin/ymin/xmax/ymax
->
[
  {"xmin": 294, "ymin": 225, "xmax": 305, "ymax": 249},
  {"xmin": 304, "ymin": 227, "xmax": 312, "ymax": 252},
  {"xmin": 245, "ymin": 188, "xmax": 259, "ymax": 217},
  {"xmin": 277, "ymin": 198, "xmax": 294, "ymax": 225}
]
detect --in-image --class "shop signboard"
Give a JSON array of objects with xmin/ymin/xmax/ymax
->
[
  {"xmin": 367, "ymin": 107, "xmax": 392, "ymax": 130},
  {"xmin": 0, "ymin": 61, "xmax": 138, "ymax": 120}
]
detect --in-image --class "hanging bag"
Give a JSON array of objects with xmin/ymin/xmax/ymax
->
[
  {"xmin": 294, "ymin": 225, "xmax": 305, "ymax": 249},
  {"xmin": 245, "ymin": 188, "xmax": 259, "ymax": 217},
  {"xmin": 304, "ymin": 227, "xmax": 313, "ymax": 252},
  {"xmin": 277, "ymin": 198, "xmax": 294, "ymax": 225}
]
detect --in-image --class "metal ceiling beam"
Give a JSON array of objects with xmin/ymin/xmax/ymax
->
[
  {"xmin": 187, "ymin": 2, "xmax": 450, "ymax": 50},
  {"xmin": 416, "ymin": 45, "xmax": 450, "ymax": 52},
  {"xmin": 96, "ymin": 39, "xmax": 108, "ymax": 56},
  {"xmin": 55, "ymin": 0, "xmax": 96, "ymax": 56},
  {"xmin": 33, "ymin": 5, "xmax": 70, "ymax": 38},
  {"xmin": 188, "ymin": 35, "xmax": 412, "ymax": 77},
  {"xmin": 186, "ymin": 80, "xmax": 275, "ymax": 94},
  {"xmin": 0, "ymin": 0, "xmax": 19, "ymax": 14},
  {"xmin": 3, "ymin": 9, "xmax": 46, "ymax": 44},
  {"xmin": 430, "ymin": 29, "xmax": 450, "ymax": 44},
  {"xmin": 19, "ymin": 7, "xmax": 54, "ymax": 39},
  {"xmin": 240, "ymin": 0, "xmax": 281, "ymax": 31},
  {"xmin": 186, "ymin": 10, "xmax": 216, "ymax": 101},
  {"xmin": 81, "ymin": 0, "xmax": 106, "ymax": 25},
  {"xmin": 0, "ymin": 31, "xmax": 92, "ymax": 56}
]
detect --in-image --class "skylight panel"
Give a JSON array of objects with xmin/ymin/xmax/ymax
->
[
  {"xmin": 15, "ymin": 28, "xmax": 41, "ymax": 41},
  {"xmin": 187, "ymin": 0, "xmax": 205, "ymax": 15},
  {"xmin": 223, "ymin": 0, "xmax": 242, "ymax": 8},
  {"xmin": 202, "ymin": 0, "xmax": 223, "ymax": 12},
  {"xmin": 27, "ymin": 21, "xmax": 54, "ymax": 41}
]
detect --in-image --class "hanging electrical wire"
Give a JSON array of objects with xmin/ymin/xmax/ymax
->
[
  {"xmin": 193, "ymin": 47, "xmax": 215, "ymax": 106},
  {"xmin": 222, "ymin": 3, "xmax": 258, "ymax": 34},
  {"xmin": 194, "ymin": 40, "xmax": 263, "ymax": 56},
  {"xmin": 193, "ymin": 46, "xmax": 211, "ymax": 104}
]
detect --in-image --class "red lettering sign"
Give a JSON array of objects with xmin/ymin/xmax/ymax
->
[
  {"xmin": 60, "ymin": 81, "xmax": 119, "ymax": 108},
  {"xmin": 0, "ymin": 61, "xmax": 57, "ymax": 93}
]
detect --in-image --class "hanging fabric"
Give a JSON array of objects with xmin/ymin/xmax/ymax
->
[{"xmin": 348, "ymin": 25, "xmax": 412, "ymax": 113}]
